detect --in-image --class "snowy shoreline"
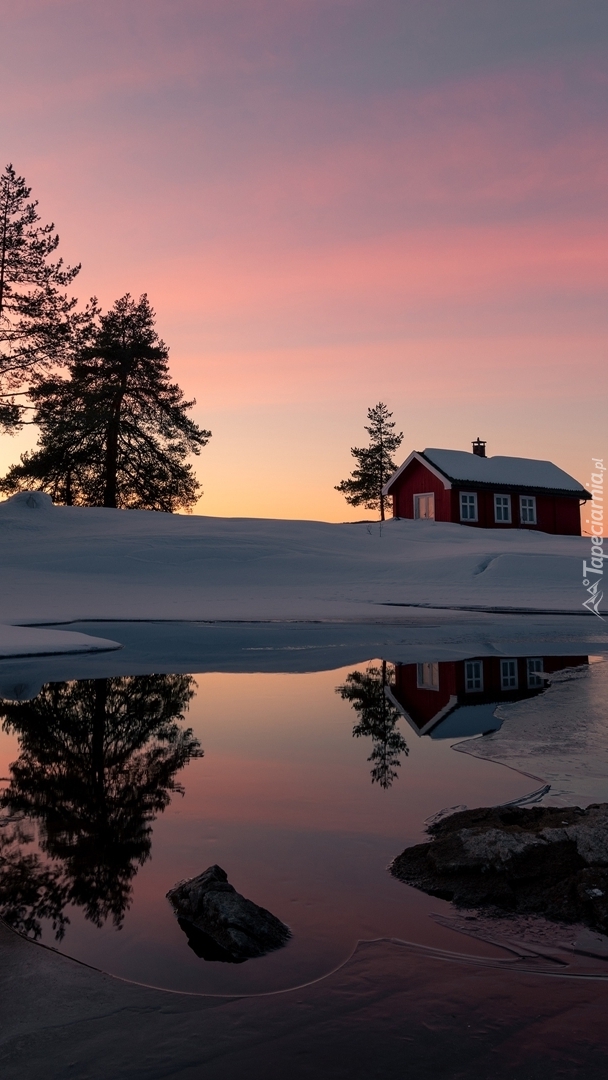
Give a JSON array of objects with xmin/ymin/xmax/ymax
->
[
  {"xmin": 2, "ymin": 490, "xmax": 605, "ymax": 628},
  {"xmin": 0, "ymin": 624, "xmax": 121, "ymax": 659}
]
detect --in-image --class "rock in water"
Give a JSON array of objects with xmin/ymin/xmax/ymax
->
[
  {"xmin": 391, "ymin": 803, "xmax": 608, "ymax": 934},
  {"xmin": 175, "ymin": 917, "xmax": 247, "ymax": 964},
  {"xmin": 166, "ymin": 865, "xmax": 291, "ymax": 961}
]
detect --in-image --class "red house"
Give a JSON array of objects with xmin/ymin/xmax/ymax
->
[
  {"xmin": 382, "ymin": 440, "xmax": 590, "ymax": 535},
  {"xmin": 387, "ymin": 655, "xmax": 588, "ymax": 740}
]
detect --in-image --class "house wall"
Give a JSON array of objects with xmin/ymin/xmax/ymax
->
[
  {"xmin": 453, "ymin": 655, "xmax": 588, "ymax": 695},
  {"xmin": 392, "ymin": 662, "xmax": 456, "ymax": 730},
  {"xmin": 542, "ymin": 656, "xmax": 588, "ymax": 674},
  {"xmin": 391, "ymin": 459, "xmax": 451, "ymax": 520},
  {"xmin": 392, "ymin": 656, "xmax": 588, "ymax": 731},
  {"xmin": 449, "ymin": 489, "xmax": 582, "ymax": 535},
  {"xmin": 389, "ymin": 459, "xmax": 583, "ymax": 534}
]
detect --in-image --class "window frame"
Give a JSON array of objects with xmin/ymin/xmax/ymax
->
[
  {"xmin": 460, "ymin": 491, "xmax": 478, "ymax": 522},
  {"xmin": 417, "ymin": 662, "xmax": 440, "ymax": 690},
  {"xmin": 500, "ymin": 659, "xmax": 519, "ymax": 690},
  {"xmin": 519, "ymin": 495, "xmax": 537, "ymax": 525},
  {"xmin": 527, "ymin": 658, "xmax": 544, "ymax": 688},
  {"xmin": 413, "ymin": 492, "xmax": 436, "ymax": 521},
  {"xmin": 494, "ymin": 493, "xmax": 512, "ymax": 524},
  {"xmin": 464, "ymin": 660, "xmax": 484, "ymax": 692}
]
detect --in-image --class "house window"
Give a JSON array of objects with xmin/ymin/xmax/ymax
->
[
  {"xmin": 464, "ymin": 660, "xmax": 483, "ymax": 692},
  {"xmin": 494, "ymin": 494, "xmax": 511, "ymax": 523},
  {"xmin": 414, "ymin": 493, "xmax": 435, "ymax": 520},
  {"xmin": 527, "ymin": 658, "xmax": 544, "ymax": 688},
  {"xmin": 500, "ymin": 659, "xmax": 518, "ymax": 690},
  {"xmin": 417, "ymin": 662, "xmax": 439, "ymax": 690},
  {"xmin": 520, "ymin": 496, "xmax": 537, "ymax": 524},
  {"xmin": 460, "ymin": 492, "xmax": 478, "ymax": 522}
]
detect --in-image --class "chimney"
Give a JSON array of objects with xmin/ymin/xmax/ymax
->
[{"xmin": 472, "ymin": 438, "xmax": 486, "ymax": 458}]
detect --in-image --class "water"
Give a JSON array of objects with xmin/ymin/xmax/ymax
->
[
  {"xmin": 457, "ymin": 658, "xmax": 608, "ymax": 806},
  {"xmin": 0, "ymin": 628, "xmax": 606, "ymax": 995}
]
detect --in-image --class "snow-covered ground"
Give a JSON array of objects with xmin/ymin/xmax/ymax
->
[
  {"xmin": 0, "ymin": 490, "xmax": 602, "ymax": 627},
  {"xmin": 0, "ymin": 624, "xmax": 121, "ymax": 660},
  {"xmin": 458, "ymin": 658, "xmax": 608, "ymax": 808},
  {"xmin": 1, "ymin": 488, "xmax": 605, "ymax": 660}
]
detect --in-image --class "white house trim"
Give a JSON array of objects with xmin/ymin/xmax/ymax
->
[
  {"xmin": 520, "ymin": 494, "xmax": 537, "ymax": 525},
  {"xmin": 413, "ymin": 492, "xmax": 436, "ymax": 520},
  {"xmin": 385, "ymin": 685, "xmax": 460, "ymax": 737},
  {"xmin": 494, "ymin": 493, "xmax": 512, "ymax": 524},
  {"xmin": 460, "ymin": 491, "xmax": 478, "ymax": 523},
  {"xmin": 383, "ymin": 451, "xmax": 452, "ymax": 496}
]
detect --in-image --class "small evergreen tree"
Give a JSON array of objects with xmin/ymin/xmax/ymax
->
[
  {"xmin": 335, "ymin": 402, "xmax": 403, "ymax": 521},
  {"xmin": 0, "ymin": 164, "xmax": 81, "ymax": 431},
  {"xmin": 0, "ymin": 294, "xmax": 211, "ymax": 511},
  {"xmin": 336, "ymin": 662, "xmax": 408, "ymax": 789}
]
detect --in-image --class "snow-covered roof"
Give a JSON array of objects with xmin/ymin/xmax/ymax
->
[
  {"xmin": 428, "ymin": 702, "xmax": 503, "ymax": 740},
  {"xmin": 384, "ymin": 448, "xmax": 589, "ymax": 497},
  {"xmin": 385, "ymin": 686, "xmax": 503, "ymax": 739}
]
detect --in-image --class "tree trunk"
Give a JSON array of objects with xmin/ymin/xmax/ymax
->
[
  {"xmin": 0, "ymin": 195, "xmax": 9, "ymax": 320},
  {"xmin": 379, "ymin": 432, "xmax": 385, "ymax": 521},
  {"xmin": 103, "ymin": 374, "xmax": 127, "ymax": 508},
  {"xmin": 91, "ymin": 679, "xmax": 108, "ymax": 810}
]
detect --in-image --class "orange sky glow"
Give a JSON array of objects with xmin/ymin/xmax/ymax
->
[{"xmin": 0, "ymin": 1, "xmax": 606, "ymax": 520}]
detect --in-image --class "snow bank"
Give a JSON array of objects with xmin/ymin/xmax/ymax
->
[
  {"xmin": 5, "ymin": 490, "xmax": 55, "ymax": 511},
  {"xmin": 0, "ymin": 491, "xmax": 602, "ymax": 623},
  {"xmin": 458, "ymin": 660, "xmax": 608, "ymax": 808},
  {"xmin": 0, "ymin": 624, "xmax": 121, "ymax": 660}
]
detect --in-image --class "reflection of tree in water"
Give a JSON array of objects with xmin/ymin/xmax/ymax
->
[
  {"xmin": 0, "ymin": 675, "xmax": 202, "ymax": 939},
  {"xmin": 337, "ymin": 662, "xmax": 408, "ymax": 788},
  {"xmin": 0, "ymin": 822, "xmax": 68, "ymax": 939}
]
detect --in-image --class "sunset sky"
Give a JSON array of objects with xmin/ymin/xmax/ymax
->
[{"xmin": 1, "ymin": 0, "xmax": 607, "ymax": 520}]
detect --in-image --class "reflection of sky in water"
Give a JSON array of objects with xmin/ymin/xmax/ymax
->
[{"xmin": 0, "ymin": 658, "xmax": 603, "ymax": 995}]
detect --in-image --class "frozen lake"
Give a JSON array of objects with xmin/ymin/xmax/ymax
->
[{"xmin": 0, "ymin": 621, "xmax": 607, "ymax": 995}]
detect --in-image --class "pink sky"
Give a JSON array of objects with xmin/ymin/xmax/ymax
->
[{"xmin": 1, "ymin": 1, "xmax": 607, "ymax": 519}]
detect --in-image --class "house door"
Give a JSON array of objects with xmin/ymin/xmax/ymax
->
[{"xmin": 414, "ymin": 493, "xmax": 435, "ymax": 520}]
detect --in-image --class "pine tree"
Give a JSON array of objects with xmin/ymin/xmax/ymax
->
[
  {"xmin": 336, "ymin": 662, "xmax": 408, "ymax": 789},
  {"xmin": 335, "ymin": 402, "xmax": 403, "ymax": 521},
  {"xmin": 0, "ymin": 294, "xmax": 212, "ymax": 512},
  {"xmin": 0, "ymin": 674, "xmax": 201, "ymax": 935},
  {"xmin": 0, "ymin": 164, "xmax": 81, "ymax": 431}
]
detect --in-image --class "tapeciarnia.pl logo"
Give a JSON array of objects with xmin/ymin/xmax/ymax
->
[{"xmin": 582, "ymin": 458, "xmax": 605, "ymax": 618}]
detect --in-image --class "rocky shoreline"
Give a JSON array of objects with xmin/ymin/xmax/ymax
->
[{"xmin": 391, "ymin": 803, "xmax": 608, "ymax": 934}]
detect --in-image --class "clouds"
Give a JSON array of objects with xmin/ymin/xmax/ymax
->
[{"xmin": 0, "ymin": 0, "xmax": 607, "ymax": 517}]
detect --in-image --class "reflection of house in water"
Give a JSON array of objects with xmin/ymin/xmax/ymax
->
[{"xmin": 387, "ymin": 656, "xmax": 588, "ymax": 740}]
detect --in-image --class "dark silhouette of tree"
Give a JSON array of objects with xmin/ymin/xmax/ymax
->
[
  {"xmin": 0, "ymin": 164, "xmax": 82, "ymax": 432},
  {"xmin": 0, "ymin": 822, "xmax": 69, "ymax": 940},
  {"xmin": 337, "ymin": 662, "xmax": 408, "ymax": 788},
  {"xmin": 0, "ymin": 294, "xmax": 211, "ymax": 511},
  {"xmin": 0, "ymin": 674, "xmax": 202, "ymax": 937},
  {"xmin": 335, "ymin": 402, "xmax": 403, "ymax": 521}
]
